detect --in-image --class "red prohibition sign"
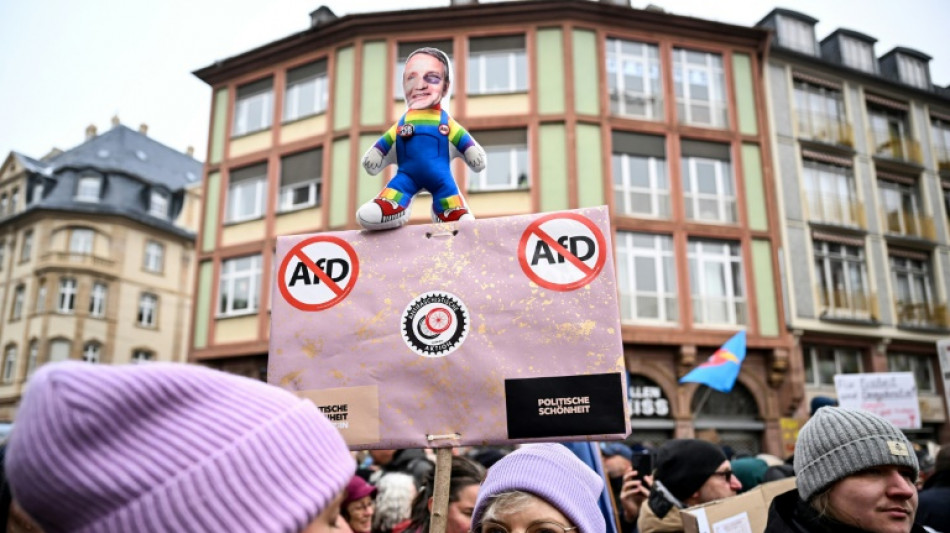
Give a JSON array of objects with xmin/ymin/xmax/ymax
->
[
  {"xmin": 278, "ymin": 235, "xmax": 359, "ymax": 311},
  {"xmin": 517, "ymin": 212, "xmax": 607, "ymax": 291}
]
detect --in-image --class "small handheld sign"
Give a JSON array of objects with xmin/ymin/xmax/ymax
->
[
  {"xmin": 518, "ymin": 212, "xmax": 607, "ymax": 291},
  {"xmin": 278, "ymin": 235, "xmax": 359, "ymax": 311}
]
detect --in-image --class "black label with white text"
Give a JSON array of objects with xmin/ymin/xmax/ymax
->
[{"xmin": 505, "ymin": 373, "xmax": 626, "ymax": 439}]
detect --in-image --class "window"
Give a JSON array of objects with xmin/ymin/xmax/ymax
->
[
  {"xmin": 468, "ymin": 35, "xmax": 527, "ymax": 95},
  {"xmin": 227, "ymin": 163, "xmax": 268, "ymax": 222},
  {"xmin": 606, "ymin": 38, "xmax": 663, "ymax": 119},
  {"xmin": 233, "ymin": 78, "xmax": 273, "ymax": 136},
  {"xmin": 879, "ymin": 178, "xmax": 924, "ymax": 237},
  {"xmin": 867, "ymin": 104, "xmax": 914, "ymax": 161},
  {"xmin": 144, "ymin": 240, "xmax": 164, "ymax": 273},
  {"xmin": 138, "ymin": 293, "xmax": 158, "ymax": 327},
  {"xmin": 688, "ymin": 239, "xmax": 746, "ymax": 325},
  {"xmin": 814, "ymin": 239, "xmax": 871, "ymax": 319},
  {"xmin": 802, "ymin": 160, "xmax": 859, "ymax": 226},
  {"xmin": 279, "ymin": 150, "xmax": 322, "ymax": 212},
  {"xmin": 58, "ymin": 278, "xmax": 77, "ymax": 313},
  {"xmin": 219, "ymin": 255, "xmax": 262, "ymax": 316},
  {"xmin": 841, "ymin": 37, "xmax": 875, "ymax": 73},
  {"xmin": 777, "ymin": 15, "xmax": 816, "ymax": 55},
  {"xmin": 681, "ymin": 141, "xmax": 735, "ymax": 223},
  {"xmin": 611, "ymin": 132, "xmax": 669, "ymax": 218},
  {"xmin": 20, "ymin": 230, "xmax": 32, "ymax": 262},
  {"xmin": 2, "ymin": 345, "xmax": 16, "ymax": 384},
  {"xmin": 803, "ymin": 345, "xmax": 862, "ymax": 386},
  {"xmin": 891, "ymin": 254, "xmax": 936, "ymax": 327},
  {"xmin": 0, "ymin": 194, "xmax": 6, "ymax": 215},
  {"xmin": 132, "ymin": 349, "xmax": 154, "ymax": 364},
  {"xmin": 673, "ymin": 48, "xmax": 727, "ymax": 128},
  {"xmin": 69, "ymin": 228, "xmax": 94, "ymax": 254},
  {"xmin": 898, "ymin": 55, "xmax": 928, "ymax": 89},
  {"xmin": 793, "ymin": 80, "xmax": 848, "ymax": 145},
  {"xmin": 9, "ymin": 188, "xmax": 18, "ymax": 214},
  {"xmin": 468, "ymin": 129, "xmax": 529, "ymax": 191},
  {"xmin": 616, "ymin": 232, "xmax": 677, "ymax": 323},
  {"xmin": 28, "ymin": 180, "xmax": 44, "ymax": 205},
  {"xmin": 49, "ymin": 339, "xmax": 71, "ymax": 363},
  {"xmin": 76, "ymin": 175, "xmax": 102, "ymax": 201},
  {"xmin": 149, "ymin": 190, "xmax": 169, "ymax": 218},
  {"xmin": 89, "ymin": 282, "xmax": 107, "ymax": 318},
  {"xmin": 35, "ymin": 281, "xmax": 46, "ymax": 313},
  {"xmin": 888, "ymin": 353, "xmax": 935, "ymax": 393},
  {"xmin": 26, "ymin": 340, "xmax": 38, "ymax": 378},
  {"xmin": 284, "ymin": 60, "xmax": 329, "ymax": 121},
  {"xmin": 932, "ymin": 117, "xmax": 950, "ymax": 171},
  {"xmin": 395, "ymin": 41, "xmax": 454, "ymax": 100},
  {"xmin": 82, "ymin": 342, "xmax": 101, "ymax": 364},
  {"xmin": 11, "ymin": 284, "xmax": 24, "ymax": 320},
  {"xmin": 0, "ymin": 239, "xmax": 4, "ymax": 269}
]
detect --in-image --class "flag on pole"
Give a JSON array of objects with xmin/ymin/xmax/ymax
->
[{"xmin": 679, "ymin": 330, "xmax": 746, "ymax": 393}]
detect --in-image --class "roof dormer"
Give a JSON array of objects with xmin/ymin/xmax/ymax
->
[
  {"xmin": 820, "ymin": 28, "xmax": 877, "ymax": 74},
  {"xmin": 879, "ymin": 47, "xmax": 932, "ymax": 90},
  {"xmin": 756, "ymin": 8, "xmax": 818, "ymax": 56}
]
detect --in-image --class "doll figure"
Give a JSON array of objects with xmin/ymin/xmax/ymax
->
[{"xmin": 357, "ymin": 47, "xmax": 485, "ymax": 230}]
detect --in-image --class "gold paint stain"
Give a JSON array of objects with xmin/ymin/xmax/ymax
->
[
  {"xmin": 607, "ymin": 327, "xmax": 616, "ymax": 334},
  {"xmin": 279, "ymin": 369, "xmax": 304, "ymax": 387}
]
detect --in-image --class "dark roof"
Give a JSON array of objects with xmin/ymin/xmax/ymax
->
[
  {"xmin": 756, "ymin": 7, "xmax": 819, "ymax": 27},
  {"xmin": 821, "ymin": 28, "xmax": 877, "ymax": 45},
  {"xmin": 12, "ymin": 152, "xmax": 52, "ymax": 176},
  {"xmin": 880, "ymin": 46, "xmax": 933, "ymax": 62}
]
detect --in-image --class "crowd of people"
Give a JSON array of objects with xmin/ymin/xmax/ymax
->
[{"xmin": 1, "ymin": 361, "xmax": 948, "ymax": 533}]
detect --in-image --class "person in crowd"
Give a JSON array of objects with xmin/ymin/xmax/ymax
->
[
  {"xmin": 917, "ymin": 445, "xmax": 950, "ymax": 533},
  {"xmin": 470, "ymin": 447, "xmax": 508, "ymax": 469},
  {"xmin": 638, "ymin": 439, "xmax": 742, "ymax": 533},
  {"xmin": 601, "ymin": 442, "xmax": 651, "ymax": 532},
  {"xmin": 4, "ymin": 361, "xmax": 355, "ymax": 533},
  {"xmin": 765, "ymin": 407, "xmax": 924, "ymax": 533},
  {"xmin": 363, "ymin": 448, "xmax": 434, "ymax": 491},
  {"xmin": 394, "ymin": 455, "xmax": 486, "ymax": 533},
  {"xmin": 731, "ymin": 456, "xmax": 769, "ymax": 493},
  {"xmin": 471, "ymin": 443, "xmax": 605, "ymax": 533},
  {"xmin": 343, "ymin": 476, "xmax": 377, "ymax": 533},
  {"xmin": 373, "ymin": 472, "xmax": 417, "ymax": 533}
]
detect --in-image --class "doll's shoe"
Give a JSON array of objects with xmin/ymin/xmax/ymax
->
[
  {"xmin": 357, "ymin": 198, "xmax": 409, "ymax": 230},
  {"xmin": 433, "ymin": 207, "xmax": 474, "ymax": 223}
]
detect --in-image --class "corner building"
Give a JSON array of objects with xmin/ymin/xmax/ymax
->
[{"xmin": 192, "ymin": 0, "xmax": 794, "ymax": 454}]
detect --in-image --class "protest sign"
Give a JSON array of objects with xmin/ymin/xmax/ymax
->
[
  {"xmin": 834, "ymin": 372, "xmax": 921, "ymax": 429},
  {"xmin": 269, "ymin": 206, "xmax": 629, "ymax": 448}
]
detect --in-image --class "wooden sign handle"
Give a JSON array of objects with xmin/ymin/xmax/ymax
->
[{"xmin": 428, "ymin": 448, "xmax": 453, "ymax": 533}]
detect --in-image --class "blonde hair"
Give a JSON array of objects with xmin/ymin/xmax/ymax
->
[{"xmin": 481, "ymin": 491, "xmax": 544, "ymax": 524}]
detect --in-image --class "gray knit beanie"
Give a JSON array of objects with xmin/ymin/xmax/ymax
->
[{"xmin": 794, "ymin": 407, "xmax": 918, "ymax": 501}]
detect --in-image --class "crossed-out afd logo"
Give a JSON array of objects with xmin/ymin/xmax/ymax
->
[{"xmin": 401, "ymin": 291, "xmax": 470, "ymax": 358}]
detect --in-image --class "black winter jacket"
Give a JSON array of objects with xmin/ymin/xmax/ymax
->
[{"xmin": 765, "ymin": 489, "xmax": 929, "ymax": 533}]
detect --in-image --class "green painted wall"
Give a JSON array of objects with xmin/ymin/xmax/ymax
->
[
  {"xmin": 209, "ymin": 88, "xmax": 229, "ymax": 164},
  {"xmin": 573, "ymin": 29, "xmax": 599, "ymax": 116},
  {"xmin": 330, "ymin": 138, "xmax": 352, "ymax": 228},
  {"xmin": 752, "ymin": 239, "xmax": 779, "ymax": 337},
  {"xmin": 576, "ymin": 124, "xmax": 604, "ymax": 207},
  {"xmin": 539, "ymin": 124, "xmax": 569, "ymax": 211},
  {"xmin": 361, "ymin": 41, "xmax": 387, "ymax": 125},
  {"xmin": 357, "ymin": 134, "xmax": 384, "ymax": 206},
  {"xmin": 202, "ymin": 172, "xmax": 221, "ymax": 253},
  {"xmin": 537, "ymin": 29, "xmax": 565, "ymax": 115},
  {"xmin": 193, "ymin": 261, "xmax": 213, "ymax": 349},
  {"xmin": 733, "ymin": 53, "xmax": 758, "ymax": 136},
  {"xmin": 334, "ymin": 46, "xmax": 355, "ymax": 131},
  {"xmin": 742, "ymin": 144, "xmax": 767, "ymax": 232}
]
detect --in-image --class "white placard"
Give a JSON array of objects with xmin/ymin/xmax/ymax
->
[{"xmin": 834, "ymin": 372, "xmax": 921, "ymax": 429}]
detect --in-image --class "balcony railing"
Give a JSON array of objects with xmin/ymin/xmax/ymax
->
[
  {"xmin": 806, "ymin": 194, "xmax": 866, "ymax": 228},
  {"xmin": 871, "ymin": 135, "xmax": 923, "ymax": 164},
  {"xmin": 884, "ymin": 211, "xmax": 936, "ymax": 240},
  {"xmin": 935, "ymin": 145, "xmax": 950, "ymax": 173},
  {"xmin": 798, "ymin": 113, "xmax": 854, "ymax": 147},
  {"xmin": 817, "ymin": 286, "xmax": 878, "ymax": 321},
  {"xmin": 896, "ymin": 301, "xmax": 950, "ymax": 328},
  {"xmin": 39, "ymin": 251, "xmax": 115, "ymax": 269}
]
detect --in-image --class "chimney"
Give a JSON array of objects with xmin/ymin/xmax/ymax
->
[
  {"xmin": 186, "ymin": 146, "xmax": 195, "ymax": 157},
  {"xmin": 85, "ymin": 124, "xmax": 97, "ymax": 140},
  {"xmin": 309, "ymin": 6, "xmax": 337, "ymax": 27},
  {"xmin": 139, "ymin": 123, "xmax": 149, "ymax": 135},
  {"xmin": 111, "ymin": 115, "xmax": 120, "ymax": 127}
]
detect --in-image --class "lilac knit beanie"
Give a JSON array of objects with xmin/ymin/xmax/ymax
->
[
  {"xmin": 5, "ymin": 361, "xmax": 355, "ymax": 533},
  {"xmin": 471, "ymin": 443, "xmax": 605, "ymax": 533}
]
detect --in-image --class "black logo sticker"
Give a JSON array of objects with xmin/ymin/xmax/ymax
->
[
  {"xmin": 505, "ymin": 373, "xmax": 626, "ymax": 439},
  {"xmin": 401, "ymin": 291, "xmax": 470, "ymax": 358}
]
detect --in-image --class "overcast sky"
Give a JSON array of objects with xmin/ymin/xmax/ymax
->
[{"xmin": 1, "ymin": 0, "xmax": 947, "ymax": 163}]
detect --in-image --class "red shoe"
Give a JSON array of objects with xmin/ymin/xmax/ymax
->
[
  {"xmin": 357, "ymin": 198, "xmax": 409, "ymax": 230},
  {"xmin": 433, "ymin": 206, "xmax": 474, "ymax": 223}
]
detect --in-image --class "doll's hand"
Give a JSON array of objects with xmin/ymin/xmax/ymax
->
[
  {"xmin": 464, "ymin": 146, "xmax": 486, "ymax": 172},
  {"xmin": 362, "ymin": 147, "xmax": 384, "ymax": 173}
]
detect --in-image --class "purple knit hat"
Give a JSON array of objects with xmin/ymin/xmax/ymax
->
[
  {"xmin": 6, "ymin": 361, "xmax": 355, "ymax": 533},
  {"xmin": 471, "ymin": 443, "xmax": 605, "ymax": 533}
]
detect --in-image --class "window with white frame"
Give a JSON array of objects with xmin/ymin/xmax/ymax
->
[
  {"xmin": 10, "ymin": 188, "xmax": 18, "ymax": 214},
  {"xmin": 11, "ymin": 284, "xmax": 24, "ymax": 320},
  {"xmin": 888, "ymin": 352, "xmax": 935, "ymax": 393},
  {"xmin": 284, "ymin": 60, "xmax": 329, "ymax": 121},
  {"xmin": 28, "ymin": 180, "xmax": 44, "ymax": 205},
  {"xmin": 468, "ymin": 35, "xmax": 527, "ymax": 95},
  {"xmin": 879, "ymin": 177, "xmax": 923, "ymax": 236},
  {"xmin": 616, "ymin": 232, "xmax": 677, "ymax": 323},
  {"xmin": 58, "ymin": 278, "xmax": 77, "ymax": 313},
  {"xmin": 932, "ymin": 117, "xmax": 950, "ymax": 169},
  {"xmin": 803, "ymin": 345, "xmax": 862, "ymax": 386},
  {"xmin": 26, "ymin": 339, "xmax": 38, "ymax": 378},
  {"xmin": 20, "ymin": 230, "xmax": 32, "ymax": 262},
  {"xmin": 279, "ymin": 149, "xmax": 322, "ymax": 211},
  {"xmin": 897, "ymin": 55, "xmax": 929, "ymax": 89},
  {"xmin": 813, "ymin": 239, "xmax": 871, "ymax": 319},
  {"xmin": 841, "ymin": 37, "xmax": 875, "ymax": 73},
  {"xmin": 89, "ymin": 282, "xmax": 107, "ymax": 318},
  {"xmin": 468, "ymin": 129, "xmax": 529, "ymax": 191},
  {"xmin": 777, "ymin": 16, "xmax": 816, "ymax": 55},
  {"xmin": 611, "ymin": 132, "xmax": 669, "ymax": 218},
  {"xmin": 131, "ymin": 349, "xmax": 154, "ymax": 364},
  {"xmin": 802, "ymin": 159, "xmax": 859, "ymax": 226},
  {"xmin": 606, "ymin": 38, "xmax": 663, "ymax": 119},
  {"xmin": 0, "ymin": 194, "xmax": 6, "ymax": 215},
  {"xmin": 227, "ymin": 163, "xmax": 267, "ymax": 222},
  {"xmin": 76, "ymin": 175, "xmax": 102, "ymax": 201},
  {"xmin": 2, "ymin": 345, "xmax": 16, "ymax": 383},
  {"xmin": 35, "ymin": 280, "xmax": 46, "ymax": 313},
  {"xmin": 890, "ymin": 253, "xmax": 935, "ymax": 326},
  {"xmin": 867, "ymin": 104, "xmax": 912, "ymax": 161},
  {"xmin": 144, "ymin": 240, "xmax": 164, "ymax": 273},
  {"xmin": 688, "ymin": 239, "xmax": 746, "ymax": 325},
  {"xmin": 793, "ymin": 80, "xmax": 847, "ymax": 145},
  {"xmin": 681, "ymin": 140, "xmax": 735, "ymax": 223},
  {"xmin": 233, "ymin": 78, "xmax": 274, "ymax": 136},
  {"xmin": 138, "ymin": 293, "xmax": 158, "ymax": 327},
  {"xmin": 49, "ymin": 339, "xmax": 71, "ymax": 363},
  {"xmin": 394, "ymin": 41, "xmax": 455, "ymax": 100},
  {"xmin": 219, "ymin": 255, "xmax": 262, "ymax": 316},
  {"xmin": 82, "ymin": 342, "xmax": 101, "ymax": 364},
  {"xmin": 673, "ymin": 48, "xmax": 727, "ymax": 128},
  {"xmin": 149, "ymin": 190, "xmax": 169, "ymax": 219},
  {"xmin": 69, "ymin": 228, "xmax": 94, "ymax": 255}
]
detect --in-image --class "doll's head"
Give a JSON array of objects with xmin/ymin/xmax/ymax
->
[{"xmin": 404, "ymin": 47, "xmax": 451, "ymax": 110}]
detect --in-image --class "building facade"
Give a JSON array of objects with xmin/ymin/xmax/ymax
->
[
  {"xmin": 0, "ymin": 122, "xmax": 202, "ymax": 423},
  {"xmin": 758, "ymin": 8, "xmax": 950, "ymax": 443},
  {"xmin": 192, "ymin": 0, "xmax": 794, "ymax": 454}
]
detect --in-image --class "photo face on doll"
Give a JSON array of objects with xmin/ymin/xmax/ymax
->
[{"xmin": 403, "ymin": 53, "xmax": 447, "ymax": 110}]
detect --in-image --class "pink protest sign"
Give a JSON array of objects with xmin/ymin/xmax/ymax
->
[{"xmin": 269, "ymin": 206, "xmax": 630, "ymax": 449}]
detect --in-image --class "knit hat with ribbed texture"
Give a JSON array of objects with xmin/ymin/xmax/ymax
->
[
  {"xmin": 471, "ymin": 443, "xmax": 604, "ymax": 533},
  {"xmin": 6, "ymin": 361, "xmax": 354, "ymax": 533},
  {"xmin": 654, "ymin": 439, "xmax": 727, "ymax": 501},
  {"xmin": 795, "ymin": 406, "xmax": 918, "ymax": 501}
]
